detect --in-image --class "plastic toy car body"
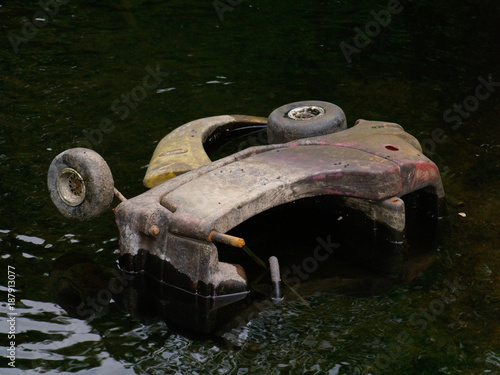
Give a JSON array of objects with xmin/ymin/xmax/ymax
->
[{"xmin": 48, "ymin": 101, "xmax": 445, "ymax": 332}]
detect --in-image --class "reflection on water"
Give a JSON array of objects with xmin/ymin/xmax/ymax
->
[
  {"xmin": 1, "ymin": 0, "xmax": 499, "ymax": 373},
  {"xmin": 45, "ymin": 248, "xmax": 439, "ymax": 374}
]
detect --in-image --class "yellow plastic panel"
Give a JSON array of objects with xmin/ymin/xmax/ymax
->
[{"xmin": 144, "ymin": 115, "xmax": 267, "ymax": 188}]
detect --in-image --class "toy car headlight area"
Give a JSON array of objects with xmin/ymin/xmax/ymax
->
[{"xmin": 48, "ymin": 101, "xmax": 445, "ymax": 332}]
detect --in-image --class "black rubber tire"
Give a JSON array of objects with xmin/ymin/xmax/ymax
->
[
  {"xmin": 267, "ymin": 101, "xmax": 347, "ymax": 144},
  {"xmin": 47, "ymin": 148, "xmax": 114, "ymax": 221}
]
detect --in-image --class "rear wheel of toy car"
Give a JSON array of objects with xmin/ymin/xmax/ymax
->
[
  {"xmin": 267, "ymin": 101, "xmax": 347, "ymax": 144},
  {"xmin": 47, "ymin": 148, "xmax": 114, "ymax": 221}
]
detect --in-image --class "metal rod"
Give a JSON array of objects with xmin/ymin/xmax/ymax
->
[
  {"xmin": 235, "ymin": 244, "xmax": 310, "ymax": 309},
  {"xmin": 269, "ymin": 256, "xmax": 283, "ymax": 303},
  {"xmin": 208, "ymin": 230, "xmax": 245, "ymax": 248},
  {"xmin": 114, "ymin": 188, "xmax": 127, "ymax": 202}
]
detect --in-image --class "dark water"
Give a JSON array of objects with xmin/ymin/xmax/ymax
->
[{"xmin": 1, "ymin": 0, "xmax": 499, "ymax": 373}]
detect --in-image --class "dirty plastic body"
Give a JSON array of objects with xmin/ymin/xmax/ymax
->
[
  {"xmin": 115, "ymin": 115, "xmax": 445, "ymax": 332},
  {"xmin": 48, "ymin": 102, "xmax": 445, "ymax": 333}
]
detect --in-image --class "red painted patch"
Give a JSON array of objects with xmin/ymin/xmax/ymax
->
[
  {"xmin": 412, "ymin": 163, "xmax": 438, "ymax": 185},
  {"xmin": 385, "ymin": 145, "xmax": 399, "ymax": 151}
]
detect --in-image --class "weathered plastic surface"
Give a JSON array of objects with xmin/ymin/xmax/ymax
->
[
  {"xmin": 144, "ymin": 115, "xmax": 267, "ymax": 188},
  {"xmin": 115, "ymin": 118, "xmax": 445, "ymax": 305}
]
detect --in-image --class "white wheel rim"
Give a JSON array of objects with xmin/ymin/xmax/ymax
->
[
  {"xmin": 287, "ymin": 105, "xmax": 325, "ymax": 121},
  {"xmin": 57, "ymin": 168, "xmax": 86, "ymax": 206}
]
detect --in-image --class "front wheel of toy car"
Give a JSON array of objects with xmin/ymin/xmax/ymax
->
[
  {"xmin": 47, "ymin": 148, "xmax": 114, "ymax": 221},
  {"xmin": 267, "ymin": 101, "xmax": 347, "ymax": 144}
]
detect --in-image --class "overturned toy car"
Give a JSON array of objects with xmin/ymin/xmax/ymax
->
[{"xmin": 48, "ymin": 101, "xmax": 445, "ymax": 332}]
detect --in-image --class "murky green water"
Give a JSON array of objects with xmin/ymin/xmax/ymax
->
[{"xmin": 1, "ymin": 0, "xmax": 499, "ymax": 373}]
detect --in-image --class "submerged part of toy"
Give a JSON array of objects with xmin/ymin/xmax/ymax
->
[{"xmin": 48, "ymin": 101, "xmax": 446, "ymax": 333}]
